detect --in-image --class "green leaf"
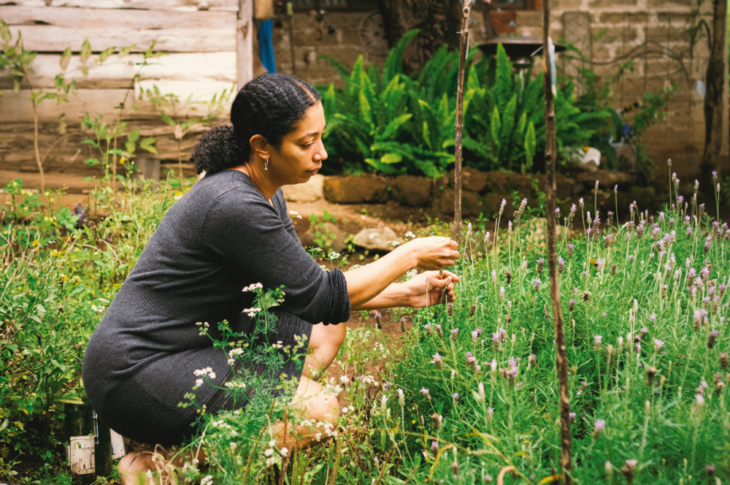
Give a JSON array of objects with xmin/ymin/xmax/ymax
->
[
  {"xmin": 85, "ymin": 158, "xmax": 100, "ymax": 166},
  {"xmin": 80, "ymin": 39, "xmax": 92, "ymax": 64},
  {"xmin": 379, "ymin": 114, "xmax": 411, "ymax": 140},
  {"xmin": 490, "ymin": 107, "xmax": 501, "ymax": 147},
  {"xmin": 524, "ymin": 121, "xmax": 536, "ymax": 173},
  {"xmin": 139, "ymin": 137, "xmax": 157, "ymax": 155},
  {"xmin": 379, "ymin": 153, "xmax": 402, "ymax": 164},
  {"xmin": 59, "ymin": 47, "xmax": 72, "ymax": 71},
  {"xmin": 97, "ymin": 46, "xmax": 116, "ymax": 64}
]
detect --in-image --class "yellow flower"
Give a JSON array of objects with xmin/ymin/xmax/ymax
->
[
  {"xmin": 583, "ymin": 146, "xmax": 590, "ymax": 152},
  {"xmin": 51, "ymin": 250, "xmax": 62, "ymax": 257},
  {"xmin": 120, "ymin": 157, "xmax": 127, "ymax": 165},
  {"xmin": 32, "ymin": 240, "xmax": 40, "ymax": 247},
  {"xmin": 60, "ymin": 274, "xmax": 68, "ymax": 282}
]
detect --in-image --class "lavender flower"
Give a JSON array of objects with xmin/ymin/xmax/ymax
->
[
  {"xmin": 649, "ymin": 313, "xmax": 657, "ymax": 322},
  {"xmin": 447, "ymin": 302, "xmax": 453, "ymax": 317},
  {"xmin": 594, "ymin": 335, "xmax": 603, "ymax": 351},
  {"xmin": 654, "ymin": 339, "xmax": 664, "ymax": 353},
  {"xmin": 435, "ymin": 324, "xmax": 443, "ymax": 338},
  {"xmin": 451, "ymin": 328, "xmax": 459, "ymax": 340},
  {"xmin": 499, "ymin": 287, "xmax": 505, "ymax": 301},
  {"xmin": 431, "ymin": 413, "xmax": 442, "ymax": 430},
  {"xmin": 534, "ymin": 278, "xmax": 541, "ymax": 292},
  {"xmin": 529, "ymin": 353, "xmax": 537, "ymax": 366},
  {"xmin": 593, "ymin": 419, "xmax": 606, "ymax": 438},
  {"xmin": 558, "ymin": 256, "xmax": 565, "ymax": 274},
  {"xmin": 431, "ymin": 353, "xmax": 443, "ymax": 370},
  {"xmin": 420, "ymin": 388, "xmax": 431, "ymax": 400},
  {"xmin": 569, "ymin": 412, "xmax": 576, "ymax": 422},
  {"xmin": 537, "ymin": 258, "xmax": 544, "ymax": 274},
  {"xmin": 569, "ymin": 299, "xmax": 575, "ymax": 312},
  {"xmin": 374, "ymin": 311, "xmax": 382, "ymax": 330},
  {"xmin": 721, "ymin": 353, "xmax": 728, "ymax": 369},
  {"xmin": 708, "ymin": 330, "xmax": 719, "ymax": 349},
  {"xmin": 492, "ymin": 333, "xmax": 501, "ymax": 351},
  {"xmin": 505, "ymin": 269, "xmax": 512, "ymax": 285},
  {"xmin": 471, "ymin": 328, "xmax": 482, "ymax": 343},
  {"xmin": 567, "ymin": 244, "xmax": 574, "ymax": 259}
]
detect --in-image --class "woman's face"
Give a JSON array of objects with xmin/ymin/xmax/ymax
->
[{"xmin": 269, "ymin": 101, "xmax": 328, "ymax": 185}]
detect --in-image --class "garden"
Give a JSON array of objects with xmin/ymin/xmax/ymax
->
[{"xmin": 2, "ymin": 0, "xmax": 730, "ymax": 484}]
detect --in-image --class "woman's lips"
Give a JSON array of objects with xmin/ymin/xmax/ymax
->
[{"xmin": 306, "ymin": 169, "xmax": 319, "ymax": 175}]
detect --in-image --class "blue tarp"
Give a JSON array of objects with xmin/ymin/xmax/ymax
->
[{"xmin": 258, "ymin": 19, "xmax": 277, "ymax": 74}]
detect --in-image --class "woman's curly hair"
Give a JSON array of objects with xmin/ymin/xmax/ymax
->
[{"xmin": 192, "ymin": 74, "xmax": 321, "ymax": 175}]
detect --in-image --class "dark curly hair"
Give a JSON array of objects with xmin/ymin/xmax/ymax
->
[{"xmin": 192, "ymin": 74, "xmax": 321, "ymax": 175}]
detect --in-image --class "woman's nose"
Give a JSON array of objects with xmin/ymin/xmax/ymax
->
[{"xmin": 314, "ymin": 140, "xmax": 328, "ymax": 161}]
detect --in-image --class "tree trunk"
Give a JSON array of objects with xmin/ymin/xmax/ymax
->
[
  {"xmin": 375, "ymin": 0, "xmax": 460, "ymax": 74},
  {"xmin": 700, "ymin": 0, "xmax": 727, "ymax": 188}
]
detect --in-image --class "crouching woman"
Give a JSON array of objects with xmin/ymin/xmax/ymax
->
[{"xmin": 82, "ymin": 74, "xmax": 460, "ymax": 484}]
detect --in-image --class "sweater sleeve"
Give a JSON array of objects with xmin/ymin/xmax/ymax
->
[
  {"xmin": 202, "ymin": 189, "xmax": 350, "ymax": 325},
  {"xmin": 274, "ymin": 189, "xmax": 300, "ymax": 244}
]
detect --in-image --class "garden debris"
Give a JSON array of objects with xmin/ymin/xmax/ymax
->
[{"xmin": 353, "ymin": 227, "xmax": 400, "ymax": 252}]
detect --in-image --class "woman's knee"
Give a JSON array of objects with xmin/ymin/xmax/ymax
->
[{"xmin": 309, "ymin": 323, "xmax": 347, "ymax": 354}]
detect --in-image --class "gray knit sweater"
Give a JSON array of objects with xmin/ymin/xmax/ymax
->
[{"xmin": 83, "ymin": 169, "xmax": 350, "ymax": 424}]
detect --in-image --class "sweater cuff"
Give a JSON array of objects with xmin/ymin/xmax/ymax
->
[{"xmin": 322, "ymin": 268, "xmax": 351, "ymax": 325}]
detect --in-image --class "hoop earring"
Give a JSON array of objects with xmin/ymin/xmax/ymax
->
[{"xmin": 265, "ymin": 158, "xmax": 269, "ymax": 171}]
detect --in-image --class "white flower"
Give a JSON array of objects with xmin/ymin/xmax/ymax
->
[
  {"xmin": 264, "ymin": 448, "xmax": 274, "ymax": 457},
  {"xmin": 230, "ymin": 442, "xmax": 237, "ymax": 451},
  {"xmin": 405, "ymin": 231, "xmax": 416, "ymax": 239},
  {"xmin": 328, "ymin": 252, "xmax": 341, "ymax": 260},
  {"xmin": 340, "ymin": 375, "xmax": 350, "ymax": 385},
  {"xmin": 280, "ymin": 447, "xmax": 289, "ymax": 457},
  {"xmin": 242, "ymin": 282, "xmax": 263, "ymax": 292},
  {"xmin": 91, "ymin": 305, "xmax": 105, "ymax": 313},
  {"xmin": 200, "ymin": 476, "xmax": 213, "ymax": 485},
  {"xmin": 288, "ymin": 210, "xmax": 302, "ymax": 219},
  {"xmin": 342, "ymin": 406, "xmax": 349, "ymax": 414},
  {"xmin": 243, "ymin": 307, "xmax": 262, "ymax": 318},
  {"xmin": 194, "ymin": 367, "xmax": 216, "ymax": 380},
  {"xmin": 319, "ymin": 264, "xmax": 329, "ymax": 272}
]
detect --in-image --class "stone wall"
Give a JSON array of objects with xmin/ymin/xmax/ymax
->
[
  {"xmin": 316, "ymin": 167, "xmax": 660, "ymax": 221},
  {"xmin": 513, "ymin": 0, "xmax": 729, "ymax": 182}
]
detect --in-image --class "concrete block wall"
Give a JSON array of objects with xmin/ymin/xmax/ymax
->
[{"xmin": 510, "ymin": 0, "xmax": 727, "ymax": 182}]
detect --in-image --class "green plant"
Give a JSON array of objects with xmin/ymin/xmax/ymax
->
[
  {"xmin": 464, "ymin": 43, "xmax": 610, "ymax": 173},
  {"xmin": 320, "ymin": 30, "xmax": 455, "ymax": 178},
  {"xmin": 142, "ymin": 83, "xmax": 235, "ymax": 184},
  {"xmin": 307, "ymin": 211, "xmax": 338, "ymax": 249}
]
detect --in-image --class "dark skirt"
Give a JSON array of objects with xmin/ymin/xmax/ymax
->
[{"xmin": 84, "ymin": 307, "xmax": 312, "ymax": 446}]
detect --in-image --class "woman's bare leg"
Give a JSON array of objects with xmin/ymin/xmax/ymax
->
[
  {"xmin": 119, "ymin": 323, "xmax": 347, "ymax": 484},
  {"xmin": 272, "ymin": 375, "xmax": 340, "ymax": 451},
  {"xmin": 302, "ymin": 322, "xmax": 347, "ymax": 380}
]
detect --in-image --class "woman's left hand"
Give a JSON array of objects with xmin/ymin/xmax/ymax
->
[{"xmin": 403, "ymin": 270, "xmax": 460, "ymax": 308}]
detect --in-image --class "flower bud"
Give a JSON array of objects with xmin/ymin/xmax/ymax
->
[{"xmin": 431, "ymin": 413, "xmax": 442, "ymax": 431}]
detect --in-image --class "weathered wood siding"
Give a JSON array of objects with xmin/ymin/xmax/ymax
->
[{"xmin": 0, "ymin": 1, "xmax": 240, "ymax": 182}]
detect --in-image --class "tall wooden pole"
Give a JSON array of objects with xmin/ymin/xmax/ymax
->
[
  {"xmin": 236, "ymin": 0, "xmax": 254, "ymax": 89},
  {"xmin": 453, "ymin": 1, "xmax": 472, "ymax": 248},
  {"xmin": 541, "ymin": 0, "xmax": 573, "ymax": 482},
  {"xmin": 700, "ymin": 0, "xmax": 727, "ymax": 187}
]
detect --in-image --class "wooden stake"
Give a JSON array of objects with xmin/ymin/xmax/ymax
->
[
  {"xmin": 454, "ymin": 1, "xmax": 472, "ymax": 248},
  {"xmin": 540, "ymin": 0, "xmax": 573, "ymax": 482}
]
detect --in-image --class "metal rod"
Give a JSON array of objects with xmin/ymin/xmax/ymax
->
[{"xmin": 541, "ymin": 0, "xmax": 573, "ymax": 482}]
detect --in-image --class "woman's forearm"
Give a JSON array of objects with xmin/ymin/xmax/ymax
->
[
  {"xmin": 350, "ymin": 283, "xmax": 412, "ymax": 311},
  {"xmin": 343, "ymin": 244, "xmax": 417, "ymax": 308}
]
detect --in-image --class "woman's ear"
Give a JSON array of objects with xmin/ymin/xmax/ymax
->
[{"xmin": 249, "ymin": 134, "xmax": 271, "ymax": 160}]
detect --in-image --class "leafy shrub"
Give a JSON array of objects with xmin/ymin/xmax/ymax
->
[
  {"xmin": 320, "ymin": 30, "xmax": 455, "ymax": 178},
  {"xmin": 320, "ymin": 31, "xmax": 610, "ymax": 177}
]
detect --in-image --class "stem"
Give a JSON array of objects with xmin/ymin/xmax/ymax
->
[
  {"xmin": 541, "ymin": 0, "xmax": 573, "ymax": 481},
  {"xmin": 453, "ymin": 2, "xmax": 472, "ymax": 248}
]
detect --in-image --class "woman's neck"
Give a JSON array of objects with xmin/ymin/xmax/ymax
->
[{"xmin": 230, "ymin": 161, "xmax": 279, "ymax": 202}]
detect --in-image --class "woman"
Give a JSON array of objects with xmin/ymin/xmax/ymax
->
[{"xmin": 82, "ymin": 74, "xmax": 460, "ymax": 483}]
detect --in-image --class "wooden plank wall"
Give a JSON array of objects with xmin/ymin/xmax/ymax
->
[{"xmin": 0, "ymin": 0, "xmax": 241, "ymax": 184}]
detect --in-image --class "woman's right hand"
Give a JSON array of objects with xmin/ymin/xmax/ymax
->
[{"xmin": 403, "ymin": 236, "xmax": 460, "ymax": 271}]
